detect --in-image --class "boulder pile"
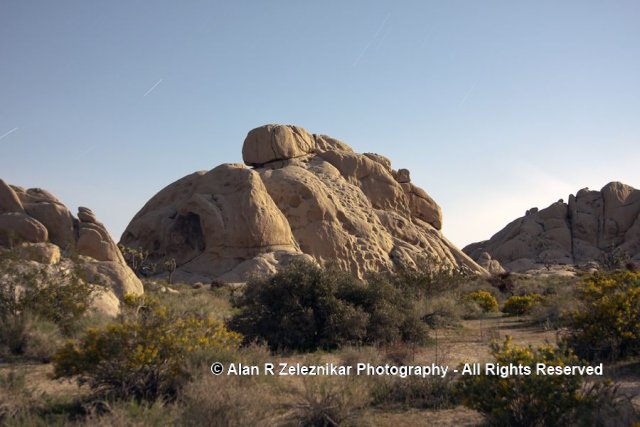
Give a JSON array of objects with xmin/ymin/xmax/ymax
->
[
  {"xmin": 0, "ymin": 179, "xmax": 143, "ymax": 315},
  {"xmin": 464, "ymin": 182, "xmax": 640, "ymax": 271},
  {"xmin": 121, "ymin": 124, "xmax": 485, "ymax": 282}
]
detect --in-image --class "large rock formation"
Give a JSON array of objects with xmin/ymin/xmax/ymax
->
[
  {"xmin": 464, "ymin": 182, "xmax": 640, "ymax": 272},
  {"xmin": 0, "ymin": 179, "xmax": 143, "ymax": 316},
  {"xmin": 121, "ymin": 124, "xmax": 485, "ymax": 282}
]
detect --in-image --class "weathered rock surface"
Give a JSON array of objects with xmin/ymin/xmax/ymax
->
[
  {"xmin": 121, "ymin": 124, "xmax": 485, "ymax": 282},
  {"xmin": 242, "ymin": 124, "xmax": 315, "ymax": 167},
  {"xmin": 0, "ymin": 181, "xmax": 143, "ymax": 316},
  {"xmin": 464, "ymin": 182, "xmax": 640, "ymax": 272}
]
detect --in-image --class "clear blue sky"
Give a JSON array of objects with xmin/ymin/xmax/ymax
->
[{"xmin": 1, "ymin": 1, "xmax": 639, "ymax": 248}]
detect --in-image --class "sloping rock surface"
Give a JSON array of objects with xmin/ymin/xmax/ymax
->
[
  {"xmin": 121, "ymin": 124, "xmax": 485, "ymax": 282},
  {"xmin": 464, "ymin": 182, "xmax": 640, "ymax": 271}
]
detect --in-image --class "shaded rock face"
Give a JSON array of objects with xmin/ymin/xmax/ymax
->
[
  {"xmin": 464, "ymin": 182, "xmax": 640, "ymax": 271},
  {"xmin": 121, "ymin": 124, "xmax": 485, "ymax": 282},
  {"xmin": 0, "ymin": 179, "xmax": 143, "ymax": 315}
]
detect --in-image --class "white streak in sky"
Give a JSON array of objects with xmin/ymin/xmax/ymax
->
[
  {"xmin": 143, "ymin": 79, "xmax": 163, "ymax": 97},
  {"xmin": 353, "ymin": 13, "xmax": 391, "ymax": 67},
  {"xmin": 0, "ymin": 127, "xmax": 18, "ymax": 142},
  {"xmin": 458, "ymin": 81, "xmax": 478, "ymax": 107}
]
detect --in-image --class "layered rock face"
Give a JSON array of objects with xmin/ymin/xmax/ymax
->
[
  {"xmin": 0, "ymin": 179, "xmax": 143, "ymax": 316},
  {"xmin": 464, "ymin": 182, "xmax": 640, "ymax": 272},
  {"xmin": 121, "ymin": 124, "xmax": 485, "ymax": 282}
]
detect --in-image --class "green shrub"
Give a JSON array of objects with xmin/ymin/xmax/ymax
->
[
  {"xmin": 229, "ymin": 261, "xmax": 430, "ymax": 352},
  {"xmin": 457, "ymin": 337, "xmax": 626, "ymax": 426},
  {"xmin": 52, "ymin": 294, "xmax": 242, "ymax": 402},
  {"xmin": 564, "ymin": 271, "xmax": 640, "ymax": 361},
  {"xmin": 464, "ymin": 290, "xmax": 499, "ymax": 313},
  {"xmin": 502, "ymin": 293, "xmax": 544, "ymax": 316},
  {"xmin": 0, "ymin": 254, "xmax": 97, "ymax": 336}
]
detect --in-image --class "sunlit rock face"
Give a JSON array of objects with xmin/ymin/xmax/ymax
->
[
  {"xmin": 464, "ymin": 182, "xmax": 640, "ymax": 272},
  {"xmin": 121, "ymin": 124, "xmax": 486, "ymax": 283}
]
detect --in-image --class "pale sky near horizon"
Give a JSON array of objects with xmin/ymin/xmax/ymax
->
[{"xmin": 1, "ymin": 1, "xmax": 639, "ymax": 249}]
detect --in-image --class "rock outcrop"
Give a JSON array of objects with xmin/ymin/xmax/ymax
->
[
  {"xmin": 464, "ymin": 182, "xmax": 640, "ymax": 272},
  {"xmin": 0, "ymin": 179, "xmax": 143, "ymax": 315},
  {"xmin": 121, "ymin": 124, "xmax": 485, "ymax": 282}
]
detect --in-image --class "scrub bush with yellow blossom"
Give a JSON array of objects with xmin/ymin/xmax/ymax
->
[
  {"xmin": 502, "ymin": 293, "xmax": 544, "ymax": 316},
  {"xmin": 52, "ymin": 294, "xmax": 242, "ymax": 402},
  {"xmin": 457, "ymin": 337, "xmax": 627, "ymax": 426},
  {"xmin": 564, "ymin": 270, "xmax": 640, "ymax": 361},
  {"xmin": 463, "ymin": 290, "xmax": 499, "ymax": 313}
]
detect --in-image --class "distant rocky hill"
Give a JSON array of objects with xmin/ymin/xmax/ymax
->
[
  {"xmin": 0, "ymin": 179, "xmax": 143, "ymax": 315},
  {"xmin": 121, "ymin": 124, "xmax": 485, "ymax": 283},
  {"xmin": 464, "ymin": 182, "xmax": 640, "ymax": 272}
]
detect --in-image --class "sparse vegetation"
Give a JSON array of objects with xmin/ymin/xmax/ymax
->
[{"xmin": 2, "ymin": 252, "xmax": 639, "ymax": 426}]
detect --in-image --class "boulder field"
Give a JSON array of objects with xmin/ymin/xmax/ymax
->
[
  {"xmin": 120, "ymin": 124, "xmax": 485, "ymax": 283},
  {"xmin": 464, "ymin": 182, "xmax": 640, "ymax": 272}
]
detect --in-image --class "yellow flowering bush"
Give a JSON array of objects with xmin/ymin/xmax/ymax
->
[
  {"xmin": 52, "ymin": 294, "xmax": 241, "ymax": 401},
  {"xmin": 457, "ymin": 337, "xmax": 614, "ymax": 426},
  {"xmin": 463, "ymin": 290, "xmax": 499, "ymax": 313},
  {"xmin": 502, "ymin": 293, "xmax": 544, "ymax": 316},
  {"xmin": 564, "ymin": 271, "xmax": 640, "ymax": 361}
]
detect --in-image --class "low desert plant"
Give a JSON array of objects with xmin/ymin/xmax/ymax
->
[
  {"xmin": 563, "ymin": 270, "xmax": 640, "ymax": 361},
  {"xmin": 464, "ymin": 290, "xmax": 499, "ymax": 313},
  {"xmin": 280, "ymin": 376, "xmax": 371, "ymax": 427},
  {"xmin": 52, "ymin": 294, "xmax": 242, "ymax": 402},
  {"xmin": 180, "ymin": 374, "xmax": 277, "ymax": 427},
  {"xmin": 502, "ymin": 293, "xmax": 544, "ymax": 316},
  {"xmin": 457, "ymin": 337, "xmax": 629, "ymax": 426}
]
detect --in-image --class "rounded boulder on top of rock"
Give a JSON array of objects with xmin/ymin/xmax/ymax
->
[
  {"xmin": 78, "ymin": 206, "xmax": 98, "ymax": 224},
  {"xmin": 0, "ymin": 212, "xmax": 48, "ymax": 245},
  {"xmin": 242, "ymin": 124, "xmax": 315, "ymax": 167},
  {"xmin": 0, "ymin": 179, "xmax": 25, "ymax": 214}
]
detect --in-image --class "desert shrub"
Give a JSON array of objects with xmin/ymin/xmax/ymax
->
[
  {"xmin": 529, "ymin": 285, "xmax": 580, "ymax": 329},
  {"xmin": 464, "ymin": 290, "xmax": 499, "ymax": 313},
  {"xmin": 457, "ymin": 337, "xmax": 627, "ymax": 427},
  {"xmin": 0, "ymin": 314, "xmax": 63, "ymax": 362},
  {"xmin": 421, "ymin": 294, "xmax": 464, "ymax": 327},
  {"xmin": 52, "ymin": 294, "xmax": 242, "ymax": 402},
  {"xmin": 502, "ymin": 293, "xmax": 544, "ymax": 316},
  {"xmin": 281, "ymin": 376, "xmax": 371, "ymax": 427},
  {"xmin": 371, "ymin": 375, "xmax": 459, "ymax": 410},
  {"xmin": 180, "ymin": 374, "xmax": 277, "ymax": 427},
  {"xmin": 340, "ymin": 273, "xmax": 429, "ymax": 345},
  {"xmin": 229, "ymin": 260, "xmax": 429, "ymax": 352},
  {"xmin": 563, "ymin": 271, "xmax": 640, "ymax": 361},
  {"xmin": 0, "ymin": 255, "xmax": 97, "ymax": 336},
  {"xmin": 487, "ymin": 272, "xmax": 515, "ymax": 294}
]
